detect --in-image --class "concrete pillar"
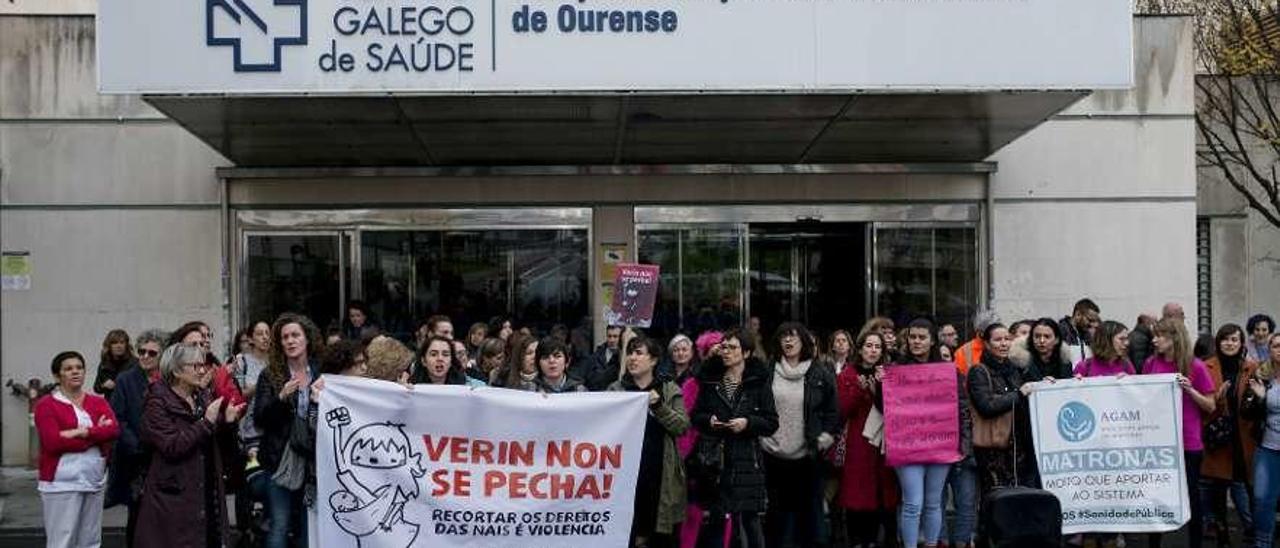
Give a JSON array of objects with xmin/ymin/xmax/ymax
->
[{"xmin": 592, "ymin": 205, "xmax": 635, "ymax": 345}]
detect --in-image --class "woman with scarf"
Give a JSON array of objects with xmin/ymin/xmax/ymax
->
[
  {"xmin": 760, "ymin": 322, "xmax": 839, "ymax": 548},
  {"xmin": 1201, "ymin": 323, "xmax": 1256, "ymax": 545}
]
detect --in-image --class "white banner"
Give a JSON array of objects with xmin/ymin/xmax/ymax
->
[
  {"xmin": 97, "ymin": 0, "xmax": 1132, "ymax": 94},
  {"xmin": 1029, "ymin": 375, "xmax": 1190, "ymax": 535},
  {"xmin": 316, "ymin": 375, "xmax": 648, "ymax": 548}
]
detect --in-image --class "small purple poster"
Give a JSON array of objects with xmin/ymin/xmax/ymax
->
[{"xmin": 607, "ymin": 264, "xmax": 660, "ymax": 328}]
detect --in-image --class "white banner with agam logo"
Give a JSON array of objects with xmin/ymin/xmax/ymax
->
[
  {"xmin": 1029, "ymin": 374, "xmax": 1189, "ymax": 535},
  {"xmin": 316, "ymin": 375, "xmax": 648, "ymax": 547}
]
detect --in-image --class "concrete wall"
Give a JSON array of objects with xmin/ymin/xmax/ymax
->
[
  {"xmin": 989, "ymin": 15, "xmax": 1198, "ymax": 328},
  {"xmin": 0, "ymin": 15, "xmax": 230, "ymax": 465}
]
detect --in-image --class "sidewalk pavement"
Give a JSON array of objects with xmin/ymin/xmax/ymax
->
[
  {"xmin": 0, "ymin": 467, "xmax": 126, "ymax": 548},
  {"xmin": 0, "ymin": 466, "xmax": 1214, "ymax": 548}
]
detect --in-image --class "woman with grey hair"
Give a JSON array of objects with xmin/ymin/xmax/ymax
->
[
  {"xmin": 134, "ymin": 343, "xmax": 245, "ymax": 548},
  {"xmin": 668, "ymin": 334, "xmax": 699, "ymax": 386},
  {"xmin": 105, "ymin": 329, "xmax": 167, "ymax": 545}
]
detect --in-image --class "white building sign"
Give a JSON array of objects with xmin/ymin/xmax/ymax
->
[{"xmin": 98, "ymin": 0, "xmax": 1133, "ymax": 94}]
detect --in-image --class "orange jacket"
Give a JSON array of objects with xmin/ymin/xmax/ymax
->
[{"xmin": 954, "ymin": 337, "xmax": 985, "ymax": 376}]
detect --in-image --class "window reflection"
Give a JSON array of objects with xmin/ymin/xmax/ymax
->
[
  {"xmin": 875, "ymin": 226, "xmax": 977, "ymax": 335},
  {"xmin": 638, "ymin": 227, "xmax": 744, "ymax": 341},
  {"xmin": 244, "ymin": 235, "xmax": 342, "ymax": 332},
  {"xmin": 360, "ymin": 230, "xmax": 588, "ymax": 343}
]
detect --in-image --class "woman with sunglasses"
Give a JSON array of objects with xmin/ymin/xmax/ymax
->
[{"xmin": 106, "ymin": 328, "xmax": 167, "ymax": 546}]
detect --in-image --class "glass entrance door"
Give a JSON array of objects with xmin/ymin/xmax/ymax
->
[
  {"xmin": 243, "ymin": 233, "xmax": 345, "ymax": 333},
  {"xmin": 748, "ymin": 223, "xmax": 868, "ymax": 339}
]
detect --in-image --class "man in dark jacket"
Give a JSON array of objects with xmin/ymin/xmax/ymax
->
[
  {"xmin": 1059, "ymin": 298, "xmax": 1101, "ymax": 365},
  {"xmin": 579, "ymin": 325, "xmax": 623, "ymax": 391},
  {"xmin": 1128, "ymin": 313, "xmax": 1157, "ymax": 373}
]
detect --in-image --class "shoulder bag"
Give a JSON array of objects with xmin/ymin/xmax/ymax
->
[{"xmin": 970, "ymin": 364, "xmax": 1014, "ymax": 449}]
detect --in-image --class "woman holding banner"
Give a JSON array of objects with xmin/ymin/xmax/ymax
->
[
  {"xmin": 1244, "ymin": 332, "xmax": 1280, "ymax": 548},
  {"xmin": 1071, "ymin": 321, "xmax": 1135, "ymax": 379},
  {"xmin": 836, "ymin": 331, "xmax": 900, "ymax": 547},
  {"xmin": 690, "ymin": 327, "xmax": 779, "ymax": 548},
  {"xmin": 888, "ymin": 318, "xmax": 974, "ymax": 548},
  {"xmin": 533, "ymin": 338, "xmax": 588, "ymax": 393},
  {"xmin": 412, "ymin": 335, "xmax": 486, "ymax": 386},
  {"xmin": 608, "ymin": 336, "xmax": 690, "ymax": 548},
  {"xmin": 967, "ymin": 323, "xmax": 1037, "ymax": 496},
  {"xmin": 1143, "ymin": 318, "xmax": 1216, "ymax": 548},
  {"xmin": 498, "ymin": 335, "xmax": 538, "ymax": 390}
]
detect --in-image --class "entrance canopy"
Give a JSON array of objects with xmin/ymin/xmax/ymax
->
[
  {"xmin": 148, "ymin": 92, "xmax": 1086, "ymax": 166},
  {"xmin": 101, "ymin": 0, "xmax": 1131, "ymax": 166}
]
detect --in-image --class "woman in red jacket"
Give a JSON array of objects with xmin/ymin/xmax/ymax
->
[
  {"xmin": 837, "ymin": 331, "xmax": 899, "ymax": 548},
  {"xmin": 35, "ymin": 350, "xmax": 120, "ymax": 548}
]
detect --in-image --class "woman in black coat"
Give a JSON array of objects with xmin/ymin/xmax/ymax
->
[
  {"xmin": 690, "ymin": 328, "xmax": 779, "ymax": 548},
  {"xmin": 106, "ymin": 329, "xmax": 167, "ymax": 547},
  {"xmin": 967, "ymin": 323, "xmax": 1038, "ymax": 497}
]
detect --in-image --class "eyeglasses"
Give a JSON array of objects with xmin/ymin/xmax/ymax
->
[
  {"xmin": 184, "ymin": 362, "xmax": 212, "ymax": 372},
  {"xmin": 138, "ymin": 349, "xmax": 160, "ymax": 358}
]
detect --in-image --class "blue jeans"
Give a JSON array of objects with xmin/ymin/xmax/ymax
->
[
  {"xmin": 266, "ymin": 482, "xmax": 303, "ymax": 548},
  {"xmin": 947, "ymin": 463, "xmax": 978, "ymax": 545},
  {"xmin": 896, "ymin": 463, "xmax": 951, "ymax": 547},
  {"xmin": 1253, "ymin": 447, "xmax": 1280, "ymax": 548}
]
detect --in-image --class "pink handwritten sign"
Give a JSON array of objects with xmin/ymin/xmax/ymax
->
[{"xmin": 882, "ymin": 362, "xmax": 962, "ymax": 467}]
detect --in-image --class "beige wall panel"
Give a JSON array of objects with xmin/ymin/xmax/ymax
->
[
  {"xmin": 0, "ymin": 123, "xmax": 228, "ymax": 204},
  {"xmin": 993, "ymin": 201, "xmax": 1198, "ymax": 331},
  {"xmin": 0, "ymin": 209, "xmax": 224, "ymax": 465},
  {"xmin": 1062, "ymin": 16, "xmax": 1194, "ymax": 117},
  {"xmin": 989, "ymin": 118, "xmax": 1195, "ymax": 200},
  {"xmin": 0, "ymin": 16, "xmax": 153, "ymax": 118}
]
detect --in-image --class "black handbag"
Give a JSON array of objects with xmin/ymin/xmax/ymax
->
[
  {"xmin": 685, "ymin": 435, "xmax": 724, "ymax": 504},
  {"xmin": 1204, "ymin": 414, "xmax": 1235, "ymax": 449}
]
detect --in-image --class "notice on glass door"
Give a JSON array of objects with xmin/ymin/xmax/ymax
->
[{"xmin": 606, "ymin": 264, "xmax": 659, "ymax": 328}]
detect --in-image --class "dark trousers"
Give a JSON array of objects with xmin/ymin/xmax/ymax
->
[
  {"xmin": 846, "ymin": 510, "xmax": 898, "ymax": 547},
  {"xmin": 1151, "ymin": 451, "xmax": 1204, "ymax": 548},
  {"xmin": 699, "ymin": 512, "xmax": 765, "ymax": 548},
  {"xmin": 763, "ymin": 453, "xmax": 824, "ymax": 548},
  {"xmin": 125, "ymin": 502, "xmax": 139, "ymax": 547}
]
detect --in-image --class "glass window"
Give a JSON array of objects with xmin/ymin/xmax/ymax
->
[
  {"xmin": 360, "ymin": 230, "xmax": 588, "ymax": 343},
  {"xmin": 874, "ymin": 225, "xmax": 977, "ymax": 335},
  {"xmin": 638, "ymin": 227, "xmax": 744, "ymax": 341},
  {"xmin": 244, "ymin": 234, "xmax": 342, "ymax": 333}
]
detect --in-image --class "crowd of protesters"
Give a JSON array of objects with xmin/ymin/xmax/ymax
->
[{"xmin": 30, "ymin": 297, "xmax": 1280, "ymax": 548}]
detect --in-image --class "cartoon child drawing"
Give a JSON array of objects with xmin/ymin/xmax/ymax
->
[{"xmin": 326, "ymin": 407, "xmax": 426, "ymax": 548}]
